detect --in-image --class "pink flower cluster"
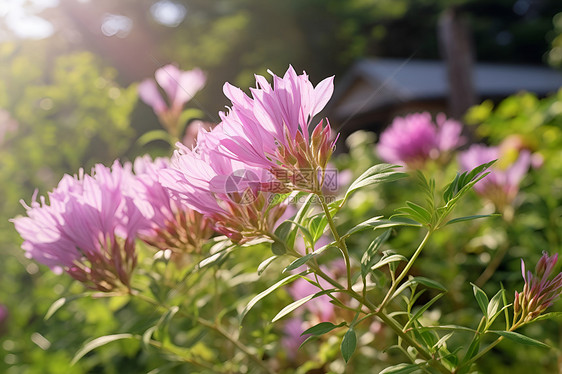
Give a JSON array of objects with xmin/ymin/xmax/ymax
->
[
  {"xmin": 13, "ymin": 66, "xmax": 337, "ymax": 289},
  {"xmin": 377, "ymin": 112, "xmax": 464, "ymax": 168},
  {"xmin": 12, "ymin": 162, "xmax": 146, "ymax": 291},
  {"xmin": 138, "ymin": 64, "xmax": 206, "ymax": 138},
  {"xmin": 159, "ymin": 66, "xmax": 336, "ymax": 241},
  {"xmin": 459, "ymin": 144, "xmax": 531, "ymax": 210},
  {"xmin": 514, "ymin": 252, "xmax": 562, "ymax": 323}
]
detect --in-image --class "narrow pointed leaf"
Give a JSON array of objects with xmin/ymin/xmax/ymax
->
[
  {"xmin": 405, "ymin": 294, "xmax": 444, "ymax": 329},
  {"xmin": 445, "ymin": 214, "xmax": 500, "ymax": 226},
  {"xmin": 345, "ymin": 217, "xmax": 421, "ymax": 238},
  {"xmin": 379, "ymin": 363, "xmax": 421, "ymax": 374},
  {"xmin": 72, "ymin": 334, "xmax": 136, "ymax": 365},
  {"xmin": 345, "ymin": 164, "xmax": 407, "ymax": 199},
  {"xmin": 283, "ymin": 243, "xmax": 335, "ymax": 273},
  {"xmin": 257, "ymin": 256, "xmax": 279, "ymax": 275},
  {"xmin": 408, "ymin": 276, "xmax": 448, "ymax": 292},
  {"xmin": 272, "ymin": 289, "xmax": 335, "ymax": 322},
  {"xmin": 471, "ymin": 283, "xmax": 489, "ymax": 317},
  {"xmin": 240, "ymin": 272, "xmax": 306, "ymax": 323},
  {"xmin": 341, "ymin": 327, "xmax": 357, "ymax": 363},
  {"xmin": 490, "ymin": 331, "xmax": 550, "ymax": 348},
  {"xmin": 301, "ymin": 321, "xmax": 346, "ymax": 336},
  {"xmin": 372, "ymin": 254, "xmax": 408, "ymax": 270},
  {"xmin": 531, "ymin": 312, "xmax": 562, "ymax": 322}
]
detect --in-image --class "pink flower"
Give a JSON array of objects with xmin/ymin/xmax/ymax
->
[
  {"xmin": 281, "ymin": 318, "xmax": 307, "ymax": 361},
  {"xmin": 132, "ymin": 155, "xmax": 215, "ymax": 254},
  {"xmin": 289, "ymin": 277, "xmax": 335, "ymax": 322},
  {"xmin": 514, "ymin": 252, "xmax": 562, "ymax": 323},
  {"xmin": 0, "ymin": 109, "xmax": 18, "ymax": 145},
  {"xmin": 11, "ymin": 162, "xmax": 145, "ymax": 292},
  {"xmin": 182, "ymin": 120, "xmax": 215, "ymax": 148},
  {"xmin": 377, "ymin": 112, "xmax": 464, "ymax": 168},
  {"xmin": 138, "ymin": 64, "xmax": 206, "ymax": 137},
  {"xmin": 159, "ymin": 126, "xmax": 287, "ymax": 243},
  {"xmin": 458, "ymin": 144, "xmax": 530, "ymax": 210},
  {"xmin": 0, "ymin": 304, "xmax": 7, "ymax": 335},
  {"xmin": 218, "ymin": 66, "xmax": 336, "ymax": 192}
]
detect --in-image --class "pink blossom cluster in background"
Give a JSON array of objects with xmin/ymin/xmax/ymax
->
[
  {"xmin": 138, "ymin": 65, "xmax": 206, "ymax": 138},
  {"xmin": 377, "ymin": 112, "xmax": 464, "ymax": 168},
  {"xmin": 459, "ymin": 144, "xmax": 531, "ymax": 211}
]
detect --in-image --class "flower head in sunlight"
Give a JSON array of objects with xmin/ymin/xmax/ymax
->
[
  {"xmin": 217, "ymin": 66, "xmax": 336, "ymax": 192},
  {"xmin": 377, "ymin": 112, "xmax": 464, "ymax": 168},
  {"xmin": 159, "ymin": 127, "xmax": 287, "ymax": 243},
  {"xmin": 514, "ymin": 252, "xmax": 562, "ymax": 324},
  {"xmin": 138, "ymin": 64, "xmax": 206, "ymax": 138},
  {"xmin": 459, "ymin": 143, "xmax": 530, "ymax": 212},
  {"xmin": 133, "ymin": 155, "xmax": 215, "ymax": 255},
  {"xmin": 11, "ymin": 162, "xmax": 145, "ymax": 292}
]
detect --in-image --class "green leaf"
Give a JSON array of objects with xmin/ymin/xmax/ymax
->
[
  {"xmin": 257, "ymin": 255, "xmax": 279, "ymax": 275},
  {"xmin": 445, "ymin": 214, "xmax": 501, "ymax": 226},
  {"xmin": 404, "ymin": 201, "xmax": 432, "ymax": 224},
  {"xmin": 405, "ymin": 294, "xmax": 444, "ymax": 329},
  {"xmin": 418, "ymin": 325, "xmax": 478, "ymax": 333},
  {"xmin": 282, "ymin": 243, "xmax": 334, "ymax": 273},
  {"xmin": 301, "ymin": 321, "xmax": 346, "ymax": 336},
  {"xmin": 340, "ymin": 327, "xmax": 357, "ymax": 363},
  {"xmin": 137, "ymin": 130, "xmax": 173, "ymax": 146},
  {"xmin": 433, "ymin": 332, "xmax": 454, "ymax": 350},
  {"xmin": 443, "ymin": 160, "xmax": 495, "ymax": 203},
  {"xmin": 240, "ymin": 272, "xmax": 306, "ymax": 323},
  {"xmin": 308, "ymin": 214, "xmax": 328, "ymax": 242},
  {"xmin": 372, "ymin": 254, "xmax": 408, "ymax": 270},
  {"xmin": 486, "ymin": 290, "xmax": 503, "ymax": 325},
  {"xmin": 142, "ymin": 326, "xmax": 157, "ymax": 351},
  {"xmin": 379, "ymin": 363, "xmax": 421, "ymax": 374},
  {"xmin": 406, "ymin": 277, "xmax": 448, "ymax": 292},
  {"xmin": 284, "ymin": 253, "xmax": 315, "ymax": 273},
  {"xmin": 197, "ymin": 245, "xmax": 235, "ymax": 268},
  {"xmin": 463, "ymin": 337, "xmax": 480, "ymax": 363},
  {"xmin": 72, "ymin": 334, "xmax": 136, "ymax": 365},
  {"xmin": 44, "ymin": 293, "xmax": 91, "ymax": 320},
  {"xmin": 272, "ymin": 289, "xmax": 335, "ymax": 322},
  {"xmin": 344, "ymin": 217, "xmax": 421, "ymax": 238},
  {"xmin": 345, "ymin": 164, "xmax": 407, "ymax": 200},
  {"xmin": 272, "ymin": 221, "xmax": 294, "ymax": 255},
  {"xmin": 361, "ymin": 230, "xmax": 392, "ymax": 277},
  {"xmin": 471, "ymin": 283, "xmax": 489, "ymax": 318},
  {"xmin": 288, "ymin": 193, "xmax": 316, "ymax": 244},
  {"xmin": 45, "ymin": 298, "xmax": 68, "ymax": 320},
  {"xmin": 531, "ymin": 312, "xmax": 562, "ymax": 322},
  {"xmin": 155, "ymin": 306, "xmax": 180, "ymax": 342},
  {"xmin": 490, "ymin": 331, "xmax": 550, "ymax": 348},
  {"xmin": 285, "ymin": 220, "xmax": 314, "ymax": 245}
]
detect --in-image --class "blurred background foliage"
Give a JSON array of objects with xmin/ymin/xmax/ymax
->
[{"xmin": 1, "ymin": 0, "xmax": 562, "ymax": 373}]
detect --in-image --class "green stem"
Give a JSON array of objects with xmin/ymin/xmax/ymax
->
[
  {"xmin": 317, "ymin": 192, "xmax": 353, "ymax": 290},
  {"xmin": 278, "ymin": 196, "xmax": 449, "ymax": 372},
  {"xmin": 375, "ymin": 312, "xmax": 450, "ymax": 374},
  {"xmin": 461, "ymin": 321, "xmax": 525, "ymax": 370},
  {"xmin": 462, "ymin": 336, "xmax": 503, "ymax": 369},
  {"xmin": 302, "ymin": 264, "xmax": 451, "ymax": 373},
  {"xmin": 378, "ymin": 230, "xmax": 433, "ymax": 311}
]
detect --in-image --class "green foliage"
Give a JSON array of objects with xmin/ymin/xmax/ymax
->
[{"xmin": 0, "ymin": 44, "xmax": 138, "ymax": 373}]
